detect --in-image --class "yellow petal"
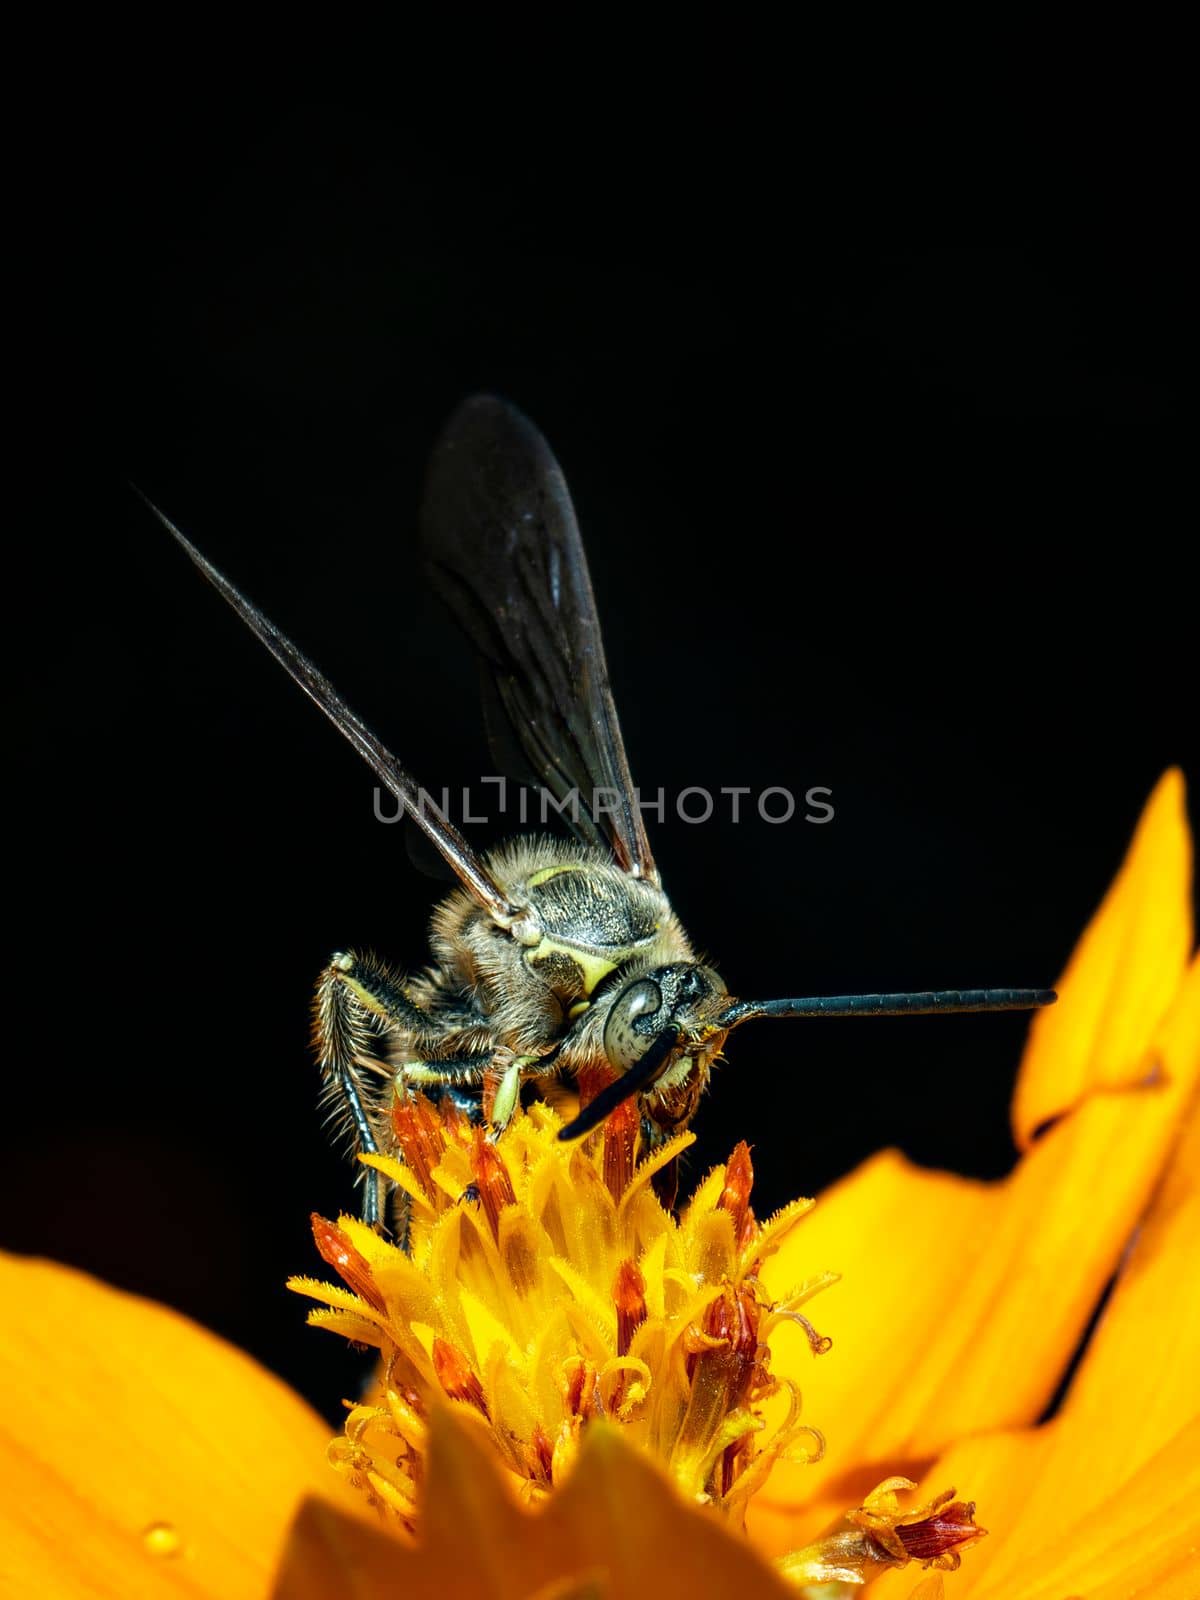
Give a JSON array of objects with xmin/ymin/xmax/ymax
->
[
  {"xmin": 861, "ymin": 1430, "xmax": 1037, "ymax": 1600},
  {"xmin": 1013, "ymin": 768, "xmax": 1192, "ymax": 1149},
  {"xmin": 971, "ymin": 1417, "xmax": 1200, "ymax": 1600},
  {"xmin": 864, "ymin": 1419, "xmax": 1200, "ymax": 1600},
  {"xmin": 749, "ymin": 786, "xmax": 1198, "ymax": 1557},
  {"xmin": 907, "ymin": 1581, "xmax": 946, "ymax": 1600},
  {"xmin": 1087, "ymin": 1548, "xmax": 1200, "ymax": 1600},
  {"xmin": 750, "ymin": 1087, "xmax": 1192, "ymax": 1551},
  {"xmin": 749, "ymin": 1151, "xmax": 992, "ymax": 1552},
  {"xmin": 276, "ymin": 1404, "xmax": 796, "ymax": 1599},
  {"xmin": 0, "ymin": 1252, "xmax": 364, "ymax": 1599},
  {"xmin": 854, "ymin": 977, "xmax": 1200, "ymax": 1600},
  {"xmin": 1052, "ymin": 961, "xmax": 1200, "ymax": 1474},
  {"xmin": 268, "ymin": 1498, "xmax": 414, "ymax": 1600}
]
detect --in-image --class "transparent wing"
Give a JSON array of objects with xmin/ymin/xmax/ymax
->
[{"xmin": 421, "ymin": 396, "xmax": 657, "ymax": 882}]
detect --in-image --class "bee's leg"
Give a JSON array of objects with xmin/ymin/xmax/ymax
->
[
  {"xmin": 398, "ymin": 1053, "xmax": 494, "ymax": 1113},
  {"xmin": 489, "ymin": 1054, "xmax": 541, "ymax": 1134},
  {"xmin": 321, "ymin": 950, "xmax": 443, "ymax": 1037},
  {"xmin": 315, "ymin": 950, "xmax": 444, "ymax": 1227},
  {"xmin": 389, "ymin": 1054, "xmax": 495, "ymax": 1251},
  {"xmin": 482, "ymin": 1031, "xmax": 577, "ymax": 1135}
]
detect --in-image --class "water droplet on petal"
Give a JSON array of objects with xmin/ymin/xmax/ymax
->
[{"xmin": 141, "ymin": 1521, "xmax": 182, "ymax": 1558}]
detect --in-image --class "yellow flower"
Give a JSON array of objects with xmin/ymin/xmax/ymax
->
[
  {"xmin": 291, "ymin": 1092, "xmax": 830, "ymax": 1533},
  {"xmin": 1, "ymin": 770, "xmax": 1195, "ymax": 1599}
]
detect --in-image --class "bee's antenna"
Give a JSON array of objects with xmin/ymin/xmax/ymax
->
[
  {"xmin": 718, "ymin": 987, "xmax": 1056, "ymax": 1029},
  {"xmin": 557, "ymin": 1027, "xmax": 682, "ymax": 1142},
  {"xmin": 134, "ymin": 487, "xmax": 524, "ymax": 926}
]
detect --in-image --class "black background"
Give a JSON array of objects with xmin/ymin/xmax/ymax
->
[{"xmin": 9, "ymin": 59, "xmax": 1194, "ymax": 1421}]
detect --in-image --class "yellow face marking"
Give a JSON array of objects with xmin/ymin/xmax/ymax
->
[{"xmin": 567, "ymin": 1000, "xmax": 590, "ymax": 1020}]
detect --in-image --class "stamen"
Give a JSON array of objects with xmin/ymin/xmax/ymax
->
[
  {"xmin": 309, "ymin": 1215, "xmax": 386, "ymax": 1314},
  {"xmin": 683, "ymin": 1323, "xmax": 728, "ymax": 1364},
  {"xmin": 775, "ymin": 1308, "xmax": 833, "ymax": 1356},
  {"xmin": 298, "ymin": 1103, "xmax": 843, "ymax": 1537},
  {"xmin": 432, "ymin": 1338, "xmax": 488, "ymax": 1417},
  {"xmin": 613, "ymin": 1259, "xmax": 647, "ymax": 1356},
  {"xmin": 775, "ymin": 1479, "xmax": 990, "ymax": 1582},
  {"xmin": 526, "ymin": 1422, "xmax": 554, "ymax": 1484},
  {"xmin": 575, "ymin": 1061, "xmax": 615, "ymax": 1115},
  {"xmin": 470, "ymin": 1127, "xmax": 517, "ymax": 1241},
  {"xmin": 603, "ymin": 1095, "xmax": 640, "ymax": 1202},
  {"xmin": 704, "ymin": 1284, "xmax": 760, "ymax": 1403},
  {"xmin": 390, "ymin": 1092, "xmax": 446, "ymax": 1202},
  {"xmin": 560, "ymin": 1355, "xmax": 599, "ymax": 1420},
  {"xmin": 718, "ymin": 1140, "xmax": 756, "ymax": 1246},
  {"xmin": 896, "ymin": 1496, "xmax": 985, "ymax": 1566}
]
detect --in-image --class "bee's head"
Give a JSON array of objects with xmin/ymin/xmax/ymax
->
[
  {"xmin": 603, "ymin": 963, "xmax": 727, "ymax": 1073},
  {"xmin": 559, "ymin": 962, "xmax": 728, "ymax": 1141}
]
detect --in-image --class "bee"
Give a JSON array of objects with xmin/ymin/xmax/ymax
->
[{"xmin": 144, "ymin": 396, "xmax": 1054, "ymax": 1227}]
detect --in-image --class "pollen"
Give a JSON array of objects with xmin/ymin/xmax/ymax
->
[{"xmin": 290, "ymin": 1094, "xmax": 833, "ymax": 1531}]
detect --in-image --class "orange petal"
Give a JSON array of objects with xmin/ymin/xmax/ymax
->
[
  {"xmin": 1013, "ymin": 768, "xmax": 1192, "ymax": 1149},
  {"xmin": 269, "ymin": 1497, "xmax": 415, "ymax": 1600},
  {"xmin": 1053, "ymin": 960, "xmax": 1200, "ymax": 1474},
  {"xmin": 861, "ymin": 1430, "xmax": 1039, "ymax": 1600},
  {"xmin": 852, "ymin": 977, "xmax": 1200, "ymax": 1600},
  {"xmin": 749, "ymin": 1150, "xmax": 992, "ymax": 1553},
  {"xmin": 544, "ymin": 1423, "xmax": 799, "ymax": 1597},
  {"xmin": 907, "ymin": 1581, "xmax": 946, "ymax": 1600},
  {"xmin": 276, "ymin": 1403, "xmax": 795, "ymax": 1599},
  {"xmin": 865, "ymin": 1418, "xmax": 1200, "ymax": 1600},
  {"xmin": 749, "ymin": 786, "xmax": 1198, "ymax": 1558},
  {"xmin": 750, "ymin": 1088, "xmax": 1193, "ymax": 1551},
  {"xmin": 0, "ymin": 1252, "xmax": 365, "ymax": 1599}
]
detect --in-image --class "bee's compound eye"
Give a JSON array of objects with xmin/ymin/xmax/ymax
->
[
  {"xmin": 624, "ymin": 979, "xmax": 662, "ymax": 1022},
  {"xmin": 603, "ymin": 978, "xmax": 665, "ymax": 1074},
  {"xmin": 677, "ymin": 967, "xmax": 703, "ymax": 1001}
]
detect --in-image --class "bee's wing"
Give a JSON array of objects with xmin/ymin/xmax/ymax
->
[
  {"xmin": 421, "ymin": 396, "xmax": 657, "ymax": 882},
  {"xmin": 140, "ymin": 494, "xmax": 523, "ymax": 927}
]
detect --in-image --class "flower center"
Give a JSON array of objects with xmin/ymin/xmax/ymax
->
[{"xmin": 291, "ymin": 1088, "xmax": 832, "ymax": 1530}]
